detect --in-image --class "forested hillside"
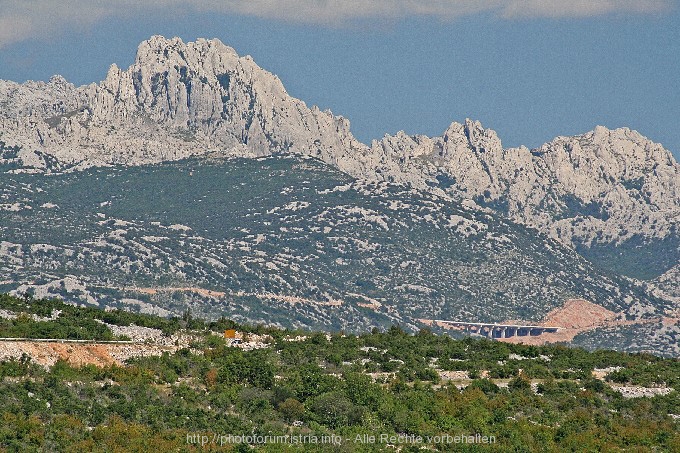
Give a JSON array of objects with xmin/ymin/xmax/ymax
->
[
  {"xmin": 0, "ymin": 295, "xmax": 678, "ymax": 451},
  {"xmin": 2, "ymin": 156, "xmax": 672, "ymax": 354}
]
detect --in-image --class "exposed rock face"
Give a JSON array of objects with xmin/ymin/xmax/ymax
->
[
  {"xmin": 370, "ymin": 120, "xmax": 680, "ymax": 249},
  {"xmin": 1, "ymin": 36, "xmax": 366, "ymax": 172},
  {"xmin": 0, "ymin": 35, "xmax": 678, "ymax": 277}
]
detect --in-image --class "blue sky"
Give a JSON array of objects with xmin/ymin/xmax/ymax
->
[{"xmin": 1, "ymin": 1, "xmax": 678, "ymax": 159}]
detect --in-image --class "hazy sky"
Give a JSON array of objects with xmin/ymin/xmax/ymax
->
[{"xmin": 0, "ymin": 1, "xmax": 678, "ymax": 158}]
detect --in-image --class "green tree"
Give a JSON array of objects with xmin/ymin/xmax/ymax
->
[
  {"xmin": 278, "ymin": 398, "xmax": 305, "ymax": 422},
  {"xmin": 310, "ymin": 392, "xmax": 362, "ymax": 429}
]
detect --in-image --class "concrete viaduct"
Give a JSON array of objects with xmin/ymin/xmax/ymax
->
[{"xmin": 432, "ymin": 320, "xmax": 561, "ymax": 339}]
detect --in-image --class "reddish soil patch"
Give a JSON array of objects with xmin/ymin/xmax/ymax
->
[
  {"xmin": 661, "ymin": 316, "xmax": 680, "ymax": 327},
  {"xmin": 499, "ymin": 299, "xmax": 678, "ymax": 346},
  {"xmin": 0, "ymin": 342, "xmax": 178, "ymax": 368},
  {"xmin": 132, "ymin": 287, "xmax": 225, "ymax": 298},
  {"xmin": 3, "ymin": 342, "xmax": 120, "ymax": 367},
  {"xmin": 542, "ymin": 299, "xmax": 620, "ymax": 329},
  {"xmin": 500, "ymin": 299, "xmax": 621, "ymax": 345}
]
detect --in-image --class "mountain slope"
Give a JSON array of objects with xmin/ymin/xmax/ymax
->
[
  {"xmin": 0, "ymin": 157, "xmax": 671, "ymax": 343},
  {"xmin": 369, "ymin": 121, "xmax": 680, "ymax": 278},
  {"xmin": 1, "ymin": 36, "xmax": 678, "ymax": 281}
]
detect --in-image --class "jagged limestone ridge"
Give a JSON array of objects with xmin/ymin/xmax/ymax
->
[{"xmin": 0, "ymin": 35, "xmax": 678, "ymax": 257}]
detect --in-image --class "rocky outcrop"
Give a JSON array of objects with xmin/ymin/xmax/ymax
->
[
  {"xmin": 1, "ymin": 36, "xmax": 367, "ymax": 172},
  {"xmin": 1, "ymin": 35, "xmax": 678, "ymax": 277},
  {"xmin": 370, "ymin": 120, "xmax": 680, "ymax": 249}
]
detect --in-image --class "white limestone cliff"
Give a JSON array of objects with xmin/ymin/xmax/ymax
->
[
  {"xmin": 0, "ymin": 36, "xmax": 366, "ymax": 172},
  {"xmin": 370, "ymin": 120, "xmax": 679, "ymax": 246}
]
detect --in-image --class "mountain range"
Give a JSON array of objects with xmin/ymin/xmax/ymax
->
[{"xmin": 1, "ymin": 36, "xmax": 678, "ymax": 354}]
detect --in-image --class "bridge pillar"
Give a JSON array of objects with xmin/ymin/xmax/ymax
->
[{"xmin": 432, "ymin": 321, "xmax": 559, "ymax": 341}]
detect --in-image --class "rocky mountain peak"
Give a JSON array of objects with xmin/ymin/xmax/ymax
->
[
  {"xmin": 0, "ymin": 35, "xmax": 368, "ymax": 173},
  {"xmin": 0, "ymin": 36, "xmax": 678, "ymax": 279},
  {"xmin": 364, "ymin": 117, "xmax": 678, "ymax": 263},
  {"xmin": 442, "ymin": 118, "xmax": 504, "ymax": 156},
  {"xmin": 131, "ymin": 35, "xmax": 240, "ymax": 76},
  {"xmin": 47, "ymin": 75, "xmax": 71, "ymax": 87},
  {"xmin": 539, "ymin": 125, "xmax": 679, "ymax": 189},
  {"xmin": 98, "ymin": 34, "xmax": 245, "ymax": 126}
]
